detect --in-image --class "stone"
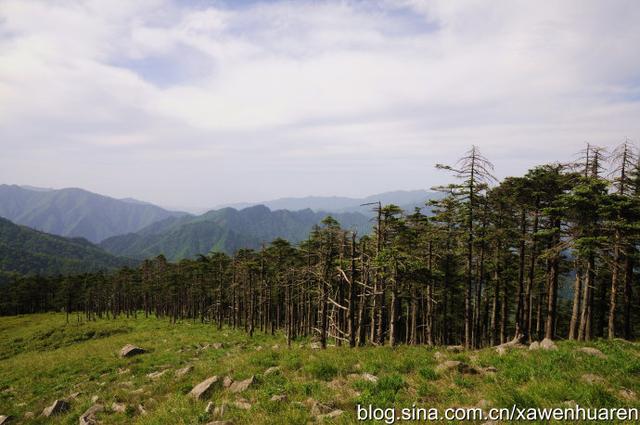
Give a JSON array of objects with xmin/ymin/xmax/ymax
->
[
  {"xmin": 619, "ymin": 389, "xmax": 636, "ymax": 401},
  {"xmin": 0, "ymin": 416, "xmax": 11, "ymax": 424},
  {"xmin": 91, "ymin": 396, "xmax": 99, "ymax": 403},
  {"xmin": 272, "ymin": 344, "xmax": 280, "ymax": 349},
  {"xmin": 147, "ymin": 370, "xmax": 168, "ymax": 380},
  {"xmin": 476, "ymin": 399, "xmax": 490, "ymax": 409},
  {"xmin": 190, "ymin": 376, "xmax": 220, "ymax": 400},
  {"xmin": 212, "ymin": 343, "xmax": 224, "ymax": 349},
  {"xmin": 233, "ymin": 399, "xmax": 252, "ymax": 410},
  {"xmin": 138, "ymin": 404, "xmax": 147, "ymax": 415},
  {"xmin": 529, "ymin": 341, "xmax": 540, "ymax": 350},
  {"xmin": 310, "ymin": 342, "xmax": 321, "ymax": 349},
  {"xmin": 42, "ymin": 400, "xmax": 70, "ymax": 417},
  {"xmin": 111, "ymin": 402, "xmax": 126, "ymax": 413},
  {"xmin": 119, "ymin": 344, "xmax": 146, "ymax": 358},
  {"xmin": 446, "ymin": 345, "xmax": 464, "ymax": 353},
  {"xmin": 539, "ymin": 338, "xmax": 557, "ymax": 351},
  {"xmin": 270, "ymin": 394, "xmax": 287, "ymax": 402},
  {"xmin": 318, "ymin": 409, "xmax": 344, "ymax": 420},
  {"xmin": 68, "ymin": 392, "xmax": 82, "ymax": 400},
  {"xmin": 117, "ymin": 368, "xmax": 130, "ymax": 374},
  {"xmin": 578, "ymin": 347, "xmax": 606, "ymax": 358},
  {"xmin": 229, "ymin": 376, "xmax": 254, "ymax": 393},
  {"xmin": 264, "ymin": 366, "xmax": 280, "ymax": 376},
  {"xmin": 24, "ymin": 412, "xmax": 34, "ymax": 419},
  {"xmin": 223, "ymin": 376, "xmax": 234, "ymax": 388},
  {"xmin": 483, "ymin": 366, "xmax": 498, "ymax": 373},
  {"xmin": 79, "ymin": 404, "xmax": 104, "ymax": 425},
  {"xmin": 581, "ymin": 374, "xmax": 604, "ymax": 384},
  {"xmin": 255, "ymin": 346, "xmax": 263, "ymax": 351},
  {"xmin": 307, "ymin": 398, "xmax": 333, "ymax": 416},
  {"xmin": 361, "ymin": 373, "xmax": 378, "ymax": 383},
  {"xmin": 434, "ymin": 352, "xmax": 445, "ymax": 361},
  {"xmin": 205, "ymin": 421, "xmax": 233, "ymax": 425},
  {"xmin": 175, "ymin": 365, "xmax": 194, "ymax": 378}
]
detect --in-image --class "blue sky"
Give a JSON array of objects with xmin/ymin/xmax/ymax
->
[{"xmin": 1, "ymin": 0, "xmax": 639, "ymax": 210}]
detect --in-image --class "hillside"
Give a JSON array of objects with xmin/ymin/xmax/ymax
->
[
  {"xmin": 0, "ymin": 185, "xmax": 188, "ymax": 243},
  {"xmin": 0, "ymin": 313, "xmax": 638, "ymax": 424},
  {"xmin": 100, "ymin": 205, "xmax": 372, "ymax": 261},
  {"xmin": 0, "ymin": 217, "xmax": 133, "ymax": 278},
  {"xmin": 223, "ymin": 190, "xmax": 442, "ymax": 214}
]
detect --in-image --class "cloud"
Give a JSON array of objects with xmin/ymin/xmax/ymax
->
[{"xmin": 1, "ymin": 0, "xmax": 639, "ymax": 207}]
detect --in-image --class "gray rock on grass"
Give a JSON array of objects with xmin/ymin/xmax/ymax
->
[
  {"xmin": 42, "ymin": 400, "xmax": 70, "ymax": 417},
  {"xmin": 190, "ymin": 376, "xmax": 220, "ymax": 400},
  {"xmin": 119, "ymin": 344, "xmax": 146, "ymax": 358}
]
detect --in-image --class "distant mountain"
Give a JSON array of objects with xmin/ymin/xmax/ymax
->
[
  {"xmin": 0, "ymin": 185, "xmax": 188, "ymax": 243},
  {"xmin": 100, "ymin": 205, "xmax": 372, "ymax": 261},
  {"xmin": 223, "ymin": 190, "xmax": 442, "ymax": 215},
  {"xmin": 0, "ymin": 217, "xmax": 133, "ymax": 281}
]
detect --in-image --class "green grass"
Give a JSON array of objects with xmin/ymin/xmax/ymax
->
[{"xmin": 0, "ymin": 313, "xmax": 639, "ymax": 424}]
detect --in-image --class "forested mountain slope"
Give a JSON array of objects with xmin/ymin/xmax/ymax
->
[
  {"xmin": 100, "ymin": 205, "xmax": 372, "ymax": 260},
  {"xmin": 0, "ymin": 185, "xmax": 187, "ymax": 243},
  {"xmin": 0, "ymin": 217, "xmax": 133, "ymax": 281}
]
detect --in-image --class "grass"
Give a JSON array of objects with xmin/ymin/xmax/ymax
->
[{"xmin": 0, "ymin": 313, "xmax": 638, "ymax": 424}]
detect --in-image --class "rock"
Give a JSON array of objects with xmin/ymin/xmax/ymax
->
[
  {"xmin": 147, "ymin": 370, "xmax": 168, "ymax": 380},
  {"xmin": 205, "ymin": 401, "xmax": 214, "ymax": 413},
  {"xmin": 255, "ymin": 346, "xmax": 263, "ymax": 351},
  {"xmin": 540, "ymin": 338, "xmax": 557, "ymax": 351},
  {"xmin": 264, "ymin": 366, "xmax": 280, "ymax": 376},
  {"xmin": 483, "ymin": 366, "xmax": 498, "ymax": 373},
  {"xmin": 223, "ymin": 376, "xmax": 234, "ymax": 388},
  {"xmin": 79, "ymin": 404, "xmax": 104, "ymax": 425},
  {"xmin": 310, "ymin": 342, "xmax": 321, "ymax": 350},
  {"xmin": 91, "ymin": 396, "xmax": 99, "ymax": 403},
  {"xmin": 318, "ymin": 409, "xmax": 344, "ymax": 420},
  {"xmin": 68, "ymin": 391, "xmax": 82, "ymax": 400},
  {"xmin": 42, "ymin": 400, "xmax": 70, "ymax": 417},
  {"xmin": 581, "ymin": 374, "xmax": 604, "ymax": 384},
  {"xmin": 272, "ymin": 344, "xmax": 280, "ymax": 349},
  {"xmin": 446, "ymin": 345, "xmax": 463, "ymax": 353},
  {"xmin": 481, "ymin": 421, "xmax": 499, "ymax": 425},
  {"xmin": 361, "ymin": 373, "xmax": 378, "ymax": 383},
  {"xmin": 24, "ymin": 412, "xmax": 34, "ymax": 419},
  {"xmin": 190, "ymin": 376, "xmax": 220, "ymax": 400},
  {"xmin": 436, "ymin": 360, "xmax": 462, "ymax": 372},
  {"xmin": 563, "ymin": 400, "xmax": 577, "ymax": 407},
  {"xmin": 434, "ymin": 352, "xmax": 445, "ymax": 361},
  {"xmin": 137, "ymin": 404, "xmax": 147, "ymax": 416},
  {"xmin": 270, "ymin": 394, "xmax": 287, "ymax": 402},
  {"xmin": 578, "ymin": 347, "xmax": 606, "ymax": 358},
  {"xmin": 229, "ymin": 376, "xmax": 254, "ymax": 393},
  {"xmin": 211, "ymin": 343, "xmax": 223, "ymax": 349},
  {"xmin": 175, "ymin": 365, "xmax": 194, "ymax": 378},
  {"xmin": 619, "ymin": 388, "xmax": 636, "ymax": 401},
  {"xmin": 0, "ymin": 416, "xmax": 11, "ymax": 424},
  {"xmin": 529, "ymin": 341, "xmax": 540, "ymax": 350},
  {"xmin": 111, "ymin": 402, "xmax": 126, "ymax": 413},
  {"xmin": 233, "ymin": 399, "xmax": 252, "ymax": 410},
  {"xmin": 307, "ymin": 399, "xmax": 333, "ymax": 416},
  {"xmin": 206, "ymin": 421, "xmax": 233, "ymax": 425},
  {"xmin": 119, "ymin": 344, "xmax": 146, "ymax": 357},
  {"xmin": 117, "ymin": 368, "xmax": 130, "ymax": 374}
]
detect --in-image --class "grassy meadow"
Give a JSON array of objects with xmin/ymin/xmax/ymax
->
[{"xmin": 0, "ymin": 313, "xmax": 639, "ymax": 424}]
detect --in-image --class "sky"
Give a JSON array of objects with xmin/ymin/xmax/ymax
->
[{"xmin": 1, "ymin": 0, "xmax": 640, "ymax": 211}]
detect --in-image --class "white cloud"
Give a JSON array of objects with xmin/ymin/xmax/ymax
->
[{"xmin": 1, "ymin": 0, "xmax": 639, "ymax": 207}]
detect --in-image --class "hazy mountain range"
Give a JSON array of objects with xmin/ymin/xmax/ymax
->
[
  {"xmin": 99, "ymin": 205, "xmax": 372, "ymax": 261},
  {"xmin": 222, "ymin": 189, "xmax": 440, "ymax": 214},
  {"xmin": 0, "ymin": 185, "xmax": 440, "ymax": 275},
  {"xmin": 0, "ymin": 185, "xmax": 187, "ymax": 243}
]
